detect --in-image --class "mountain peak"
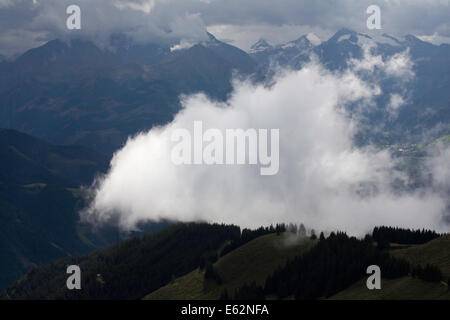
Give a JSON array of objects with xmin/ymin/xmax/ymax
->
[
  {"xmin": 337, "ymin": 27, "xmax": 356, "ymax": 34},
  {"xmin": 207, "ymin": 32, "xmax": 218, "ymax": 42},
  {"xmin": 382, "ymin": 33, "xmax": 401, "ymax": 43},
  {"xmin": 329, "ymin": 28, "xmax": 358, "ymax": 43},
  {"xmin": 403, "ymin": 34, "xmax": 429, "ymax": 46},
  {"xmin": 249, "ymin": 38, "xmax": 273, "ymax": 53},
  {"xmin": 291, "ymin": 35, "xmax": 311, "ymax": 45},
  {"xmin": 278, "ymin": 35, "xmax": 313, "ymax": 51},
  {"xmin": 306, "ymin": 33, "xmax": 322, "ymax": 46}
]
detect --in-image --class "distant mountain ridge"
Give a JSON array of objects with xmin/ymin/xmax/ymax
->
[
  {"xmin": 250, "ymin": 28, "xmax": 450, "ymax": 145},
  {"xmin": 0, "ymin": 34, "xmax": 256, "ymax": 154},
  {"xmin": 0, "ymin": 29, "xmax": 449, "ymax": 152},
  {"xmin": 0, "ymin": 128, "xmax": 108, "ymax": 186},
  {"xmin": 0, "ymin": 129, "xmax": 166, "ymax": 290}
]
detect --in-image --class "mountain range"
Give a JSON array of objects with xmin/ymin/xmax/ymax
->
[
  {"xmin": 250, "ymin": 28, "xmax": 450, "ymax": 145},
  {"xmin": 1, "ymin": 29, "xmax": 449, "ymax": 156},
  {"xmin": 1, "ymin": 29, "xmax": 449, "ymax": 154},
  {"xmin": 0, "ymin": 33, "xmax": 255, "ymax": 155}
]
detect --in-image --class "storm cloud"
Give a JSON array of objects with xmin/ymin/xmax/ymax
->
[{"xmin": 1, "ymin": 0, "xmax": 450, "ymax": 55}]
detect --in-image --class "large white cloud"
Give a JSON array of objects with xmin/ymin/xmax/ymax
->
[{"xmin": 82, "ymin": 52, "xmax": 449, "ymax": 236}]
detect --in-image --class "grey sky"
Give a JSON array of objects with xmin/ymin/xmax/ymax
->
[{"xmin": 1, "ymin": 0, "xmax": 450, "ymax": 55}]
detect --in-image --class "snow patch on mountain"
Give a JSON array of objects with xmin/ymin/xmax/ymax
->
[
  {"xmin": 359, "ymin": 33, "xmax": 403, "ymax": 47},
  {"xmin": 306, "ymin": 33, "xmax": 321, "ymax": 46},
  {"xmin": 417, "ymin": 33, "xmax": 450, "ymax": 46},
  {"xmin": 338, "ymin": 34, "xmax": 351, "ymax": 42},
  {"xmin": 170, "ymin": 40, "xmax": 197, "ymax": 52}
]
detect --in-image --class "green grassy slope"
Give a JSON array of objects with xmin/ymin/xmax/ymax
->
[
  {"xmin": 144, "ymin": 233, "xmax": 316, "ymax": 300},
  {"xmin": 390, "ymin": 235, "xmax": 450, "ymax": 278},
  {"xmin": 331, "ymin": 235, "xmax": 450, "ymax": 300},
  {"xmin": 330, "ymin": 277, "xmax": 450, "ymax": 300}
]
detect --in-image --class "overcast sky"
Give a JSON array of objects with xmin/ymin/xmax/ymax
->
[{"xmin": 1, "ymin": 0, "xmax": 450, "ymax": 55}]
